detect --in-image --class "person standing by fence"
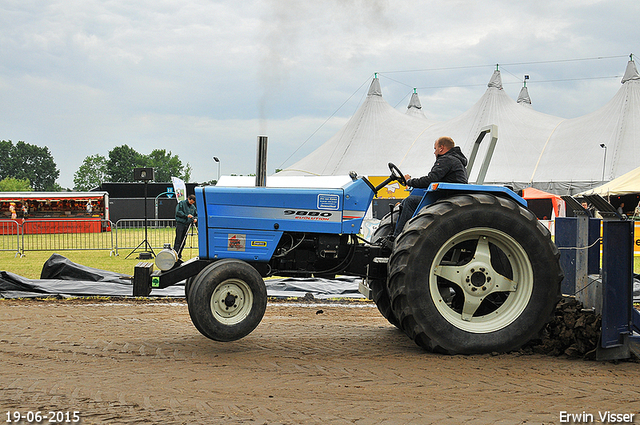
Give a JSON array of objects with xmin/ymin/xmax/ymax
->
[{"xmin": 173, "ymin": 194, "xmax": 197, "ymax": 259}]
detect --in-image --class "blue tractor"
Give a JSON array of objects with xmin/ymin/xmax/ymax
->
[{"xmin": 136, "ymin": 161, "xmax": 562, "ymax": 354}]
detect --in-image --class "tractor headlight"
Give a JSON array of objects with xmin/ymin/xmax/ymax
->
[{"xmin": 155, "ymin": 243, "xmax": 178, "ymax": 271}]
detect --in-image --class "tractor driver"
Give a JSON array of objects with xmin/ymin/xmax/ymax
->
[{"xmin": 392, "ymin": 136, "xmax": 468, "ymax": 239}]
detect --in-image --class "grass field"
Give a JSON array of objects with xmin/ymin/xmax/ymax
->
[
  {"xmin": 0, "ymin": 248, "xmax": 200, "ymax": 280},
  {"xmin": 0, "ymin": 227, "xmax": 199, "ymax": 279}
]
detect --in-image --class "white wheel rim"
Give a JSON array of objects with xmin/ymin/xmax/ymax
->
[
  {"xmin": 429, "ymin": 227, "xmax": 534, "ymax": 333},
  {"xmin": 210, "ymin": 278, "xmax": 253, "ymax": 325}
]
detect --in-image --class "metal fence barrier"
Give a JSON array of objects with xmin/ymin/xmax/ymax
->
[
  {"xmin": 114, "ymin": 219, "xmax": 198, "ymax": 256},
  {"xmin": 21, "ymin": 220, "xmax": 116, "ymax": 255},
  {"xmin": 0, "ymin": 219, "xmax": 198, "ymax": 256},
  {"xmin": 0, "ymin": 220, "xmax": 21, "ymax": 256}
]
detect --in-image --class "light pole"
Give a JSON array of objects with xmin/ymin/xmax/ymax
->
[
  {"xmin": 599, "ymin": 143, "xmax": 607, "ymax": 181},
  {"xmin": 213, "ymin": 156, "xmax": 220, "ymax": 182}
]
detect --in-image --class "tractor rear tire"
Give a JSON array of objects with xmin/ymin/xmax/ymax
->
[
  {"xmin": 388, "ymin": 193, "xmax": 562, "ymax": 354},
  {"xmin": 370, "ymin": 211, "xmax": 400, "ymax": 328},
  {"xmin": 188, "ymin": 259, "xmax": 267, "ymax": 342}
]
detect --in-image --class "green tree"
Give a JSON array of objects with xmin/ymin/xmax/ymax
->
[
  {"xmin": 0, "ymin": 141, "xmax": 12, "ymax": 179},
  {"xmin": 0, "ymin": 177, "xmax": 33, "ymax": 191},
  {"xmin": 106, "ymin": 145, "xmax": 145, "ymax": 182},
  {"xmin": 0, "ymin": 140, "xmax": 60, "ymax": 191},
  {"xmin": 73, "ymin": 154, "xmax": 108, "ymax": 191},
  {"xmin": 146, "ymin": 149, "xmax": 192, "ymax": 182},
  {"xmin": 101, "ymin": 145, "xmax": 192, "ymax": 183}
]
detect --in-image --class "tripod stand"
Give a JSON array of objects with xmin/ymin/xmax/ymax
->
[{"xmin": 126, "ymin": 180, "xmax": 155, "ymax": 259}]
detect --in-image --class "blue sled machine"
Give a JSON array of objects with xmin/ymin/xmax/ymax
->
[{"xmin": 134, "ymin": 136, "xmax": 562, "ymax": 354}]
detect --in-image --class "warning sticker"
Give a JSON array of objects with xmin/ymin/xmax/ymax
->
[{"xmin": 228, "ymin": 234, "xmax": 246, "ymax": 251}]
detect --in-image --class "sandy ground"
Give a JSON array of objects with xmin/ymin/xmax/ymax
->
[{"xmin": 1, "ymin": 298, "xmax": 640, "ymax": 425}]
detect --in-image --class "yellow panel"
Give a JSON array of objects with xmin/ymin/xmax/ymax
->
[{"xmin": 368, "ymin": 176, "xmax": 410, "ymax": 199}]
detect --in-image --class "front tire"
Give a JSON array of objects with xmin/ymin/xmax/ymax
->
[
  {"xmin": 388, "ymin": 193, "xmax": 562, "ymax": 354},
  {"xmin": 188, "ymin": 259, "xmax": 267, "ymax": 342}
]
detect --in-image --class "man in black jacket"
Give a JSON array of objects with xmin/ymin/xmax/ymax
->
[
  {"xmin": 174, "ymin": 194, "xmax": 198, "ymax": 259},
  {"xmin": 392, "ymin": 136, "xmax": 468, "ymax": 238}
]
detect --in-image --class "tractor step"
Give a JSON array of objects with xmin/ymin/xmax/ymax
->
[
  {"xmin": 359, "ymin": 279, "xmax": 372, "ymax": 299},
  {"xmin": 372, "ymin": 257, "xmax": 389, "ymax": 264},
  {"xmin": 133, "ymin": 261, "xmax": 154, "ymax": 297}
]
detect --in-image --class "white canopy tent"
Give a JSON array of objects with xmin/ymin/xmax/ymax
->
[
  {"xmin": 400, "ymin": 70, "xmax": 565, "ymax": 187},
  {"xmin": 579, "ymin": 165, "xmax": 640, "ymax": 196},
  {"xmin": 531, "ymin": 60, "xmax": 640, "ymax": 192},
  {"xmin": 278, "ymin": 59, "xmax": 640, "ymax": 195},
  {"xmin": 405, "ymin": 90, "xmax": 430, "ymax": 120},
  {"xmin": 278, "ymin": 78, "xmax": 438, "ymax": 177}
]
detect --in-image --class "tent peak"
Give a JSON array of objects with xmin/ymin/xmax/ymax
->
[
  {"xmin": 517, "ymin": 86, "xmax": 532, "ymax": 105},
  {"xmin": 367, "ymin": 76, "xmax": 382, "ymax": 97},
  {"xmin": 621, "ymin": 59, "xmax": 640, "ymax": 84},
  {"xmin": 488, "ymin": 70, "xmax": 503, "ymax": 90},
  {"xmin": 407, "ymin": 90, "xmax": 422, "ymax": 110}
]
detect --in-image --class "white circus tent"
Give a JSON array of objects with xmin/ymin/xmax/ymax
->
[
  {"xmin": 278, "ymin": 78, "xmax": 438, "ymax": 177},
  {"xmin": 405, "ymin": 89, "xmax": 430, "ymax": 120},
  {"xmin": 530, "ymin": 60, "xmax": 640, "ymax": 193},
  {"xmin": 399, "ymin": 70, "xmax": 564, "ymax": 187},
  {"xmin": 278, "ymin": 59, "xmax": 640, "ymax": 195}
]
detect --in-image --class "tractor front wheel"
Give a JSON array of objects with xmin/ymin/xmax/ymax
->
[{"xmin": 188, "ymin": 259, "xmax": 267, "ymax": 342}]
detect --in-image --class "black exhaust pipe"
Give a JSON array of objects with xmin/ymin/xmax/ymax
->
[{"xmin": 256, "ymin": 135, "xmax": 268, "ymax": 187}]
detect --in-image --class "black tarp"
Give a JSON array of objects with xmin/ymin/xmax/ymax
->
[
  {"xmin": 41, "ymin": 253, "xmax": 133, "ymax": 284},
  {"xmin": 0, "ymin": 254, "xmax": 363, "ymax": 299},
  {"xmin": 0, "ymin": 270, "xmax": 184, "ymax": 298},
  {"xmin": 264, "ymin": 276, "xmax": 362, "ymax": 299}
]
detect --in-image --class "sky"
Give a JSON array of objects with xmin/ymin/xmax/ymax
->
[{"xmin": 1, "ymin": 0, "xmax": 639, "ymax": 189}]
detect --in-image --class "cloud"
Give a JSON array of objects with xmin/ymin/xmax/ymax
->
[{"xmin": 0, "ymin": 0, "xmax": 637, "ymax": 188}]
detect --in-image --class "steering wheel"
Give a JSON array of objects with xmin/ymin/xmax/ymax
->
[{"xmin": 388, "ymin": 163, "xmax": 407, "ymax": 186}]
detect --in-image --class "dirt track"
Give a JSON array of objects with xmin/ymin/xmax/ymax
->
[{"xmin": 1, "ymin": 299, "xmax": 640, "ymax": 425}]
